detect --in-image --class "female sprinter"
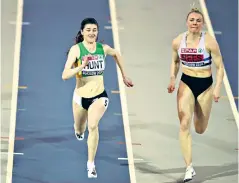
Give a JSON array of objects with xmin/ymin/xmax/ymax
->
[
  {"xmin": 62, "ymin": 18, "xmax": 133, "ymax": 179},
  {"xmin": 167, "ymin": 8, "xmax": 224, "ymax": 182}
]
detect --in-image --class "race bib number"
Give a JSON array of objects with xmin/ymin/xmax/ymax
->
[
  {"xmin": 180, "ymin": 54, "xmax": 204, "ymax": 62},
  {"xmin": 81, "ymin": 55, "xmax": 105, "ymax": 77}
]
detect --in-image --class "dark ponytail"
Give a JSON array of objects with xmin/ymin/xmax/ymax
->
[
  {"xmin": 66, "ymin": 30, "xmax": 83, "ymax": 56},
  {"xmin": 75, "ymin": 30, "xmax": 84, "ymax": 44}
]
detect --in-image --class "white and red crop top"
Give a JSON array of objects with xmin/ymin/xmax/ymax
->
[{"xmin": 178, "ymin": 31, "xmax": 212, "ymax": 69}]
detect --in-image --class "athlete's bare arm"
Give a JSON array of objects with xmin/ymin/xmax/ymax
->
[
  {"xmin": 103, "ymin": 44, "xmax": 126, "ymax": 78},
  {"xmin": 205, "ymin": 33, "xmax": 224, "ymax": 102},
  {"xmin": 170, "ymin": 36, "xmax": 181, "ymax": 79},
  {"xmin": 168, "ymin": 35, "xmax": 182, "ymax": 93},
  {"xmin": 170, "ymin": 34, "xmax": 183, "ymax": 79},
  {"xmin": 62, "ymin": 45, "xmax": 85, "ymax": 80},
  {"xmin": 206, "ymin": 34, "xmax": 224, "ymax": 89},
  {"xmin": 103, "ymin": 44, "xmax": 133, "ymax": 87}
]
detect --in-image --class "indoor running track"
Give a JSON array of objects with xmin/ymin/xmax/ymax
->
[{"xmin": 12, "ymin": 0, "xmax": 130, "ymax": 183}]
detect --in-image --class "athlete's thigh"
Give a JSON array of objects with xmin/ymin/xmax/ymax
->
[
  {"xmin": 177, "ymin": 81, "xmax": 195, "ymax": 124},
  {"xmin": 194, "ymin": 85, "xmax": 213, "ymax": 128},
  {"xmin": 87, "ymin": 97, "xmax": 109, "ymax": 127},
  {"xmin": 72, "ymin": 97, "xmax": 88, "ymax": 124}
]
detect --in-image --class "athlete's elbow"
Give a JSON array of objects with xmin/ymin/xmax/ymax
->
[
  {"xmin": 62, "ymin": 75, "xmax": 70, "ymax": 81},
  {"xmin": 114, "ymin": 52, "xmax": 122, "ymax": 62},
  {"xmin": 218, "ymin": 63, "xmax": 224, "ymax": 73},
  {"xmin": 216, "ymin": 64, "xmax": 224, "ymax": 77},
  {"xmin": 62, "ymin": 77, "xmax": 67, "ymax": 81},
  {"xmin": 220, "ymin": 66, "xmax": 225, "ymax": 77},
  {"xmin": 111, "ymin": 49, "xmax": 120, "ymax": 58},
  {"xmin": 62, "ymin": 75, "xmax": 67, "ymax": 81},
  {"xmin": 62, "ymin": 72, "xmax": 68, "ymax": 81},
  {"xmin": 116, "ymin": 51, "xmax": 121, "ymax": 58}
]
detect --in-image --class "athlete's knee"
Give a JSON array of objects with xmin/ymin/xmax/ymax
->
[
  {"xmin": 195, "ymin": 123, "xmax": 207, "ymax": 134},
  {"xmin": 179, "ymin": 112, "xmax": 191, "ymax": 132},
  {"xmin": 194, "ymin": 117, "xmax": 208, "ymax": 134},
  {"xmin": 195, "ymin": 128, "xmax": 206, "ymax": 134},
  {"xmin": 180, "ymin": 122, "xmax": 190, "ymax": 132},
  {"xmin": 180, "ymin": 118, "xmax": 191, "ymax": 132},
  {"xmin": 88, "ymin": 122, "xmax": 99, "ymax": 132}
]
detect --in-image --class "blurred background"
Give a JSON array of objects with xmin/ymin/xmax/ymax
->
[{"xmin": 1, "ymin": 0, "xmax": 238, "ymax": 183}]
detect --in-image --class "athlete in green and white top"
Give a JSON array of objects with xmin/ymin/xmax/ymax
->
[
  {"xmin": 74, "ymin": 42, "xmax": 106, "ymax": 98},
  {"xmin": 62, "ymin": 18, "xmax": 133, "ymax": 179}
]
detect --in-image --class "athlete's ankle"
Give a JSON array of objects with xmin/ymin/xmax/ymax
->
[
  {"xmin": 75, "ymin": 130, "xmax": 83, "ymax": 134},
  {"xmin": 186, "ymin": 162, "xmax": 193, "ymax": 169},
  {"xmin": 87, "ymin": 161, "xmax": 95, "ymax": 169}
]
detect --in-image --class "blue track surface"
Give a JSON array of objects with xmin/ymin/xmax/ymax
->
[
  {"xmin": 13, "ymin": 1, "xmax": 130, "ymax": 182},
  {"xmin": 206, "ymin": 0, "xmax": 238, "ymax": 109}
]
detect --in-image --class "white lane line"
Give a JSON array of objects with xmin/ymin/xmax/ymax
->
[
  {"xmin": 109, "ymin": 0, "xmax": 137, "ymax": 183},
  {"xmin": 6, "ymin": 0, "xmax": 24, "ymax": 183}
]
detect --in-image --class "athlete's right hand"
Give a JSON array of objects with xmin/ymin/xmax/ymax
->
[
  {"xmin": 123, "ymin": 76, "xmax": 134, "ymax": 87},
  {"xmin": 167, "ymin": 78, "xmax": 176, "ymax": 93},
  {"xmin": 81, "ymin": 54, "xmax": 91, "ymax": 67}
]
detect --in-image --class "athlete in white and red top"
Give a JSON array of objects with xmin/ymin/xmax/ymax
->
[
  {"xmin": 178, "ymin": 32, "xmax": 212, "ymax": 69},
  {"xmin": 167, "ymin": 8, "xmax": 224, "ymax": 182}
]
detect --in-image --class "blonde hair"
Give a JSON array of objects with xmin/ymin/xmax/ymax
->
[{"xmin": 186, "ymin": 8, "xmax": 204, "ymax": 22}]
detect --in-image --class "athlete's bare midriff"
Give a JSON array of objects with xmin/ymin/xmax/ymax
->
[
  {"xmin": 75, "ymin": 76, "xmax": 105, "ymax": 98},
  {"xmin": 182, "ymin": 66, "xmax": 212, "ymax": 78}
]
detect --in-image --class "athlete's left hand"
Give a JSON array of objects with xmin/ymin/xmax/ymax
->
[
  {"xmin": 123, "ymin": 76, "xmax": 134, "ymax": 87},
  {"xmin": 213, "ymin": 86, "xmax": 221, "ymax": 102}
]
